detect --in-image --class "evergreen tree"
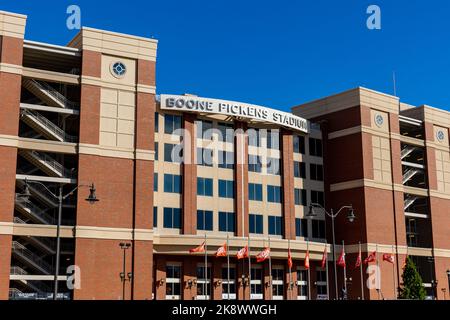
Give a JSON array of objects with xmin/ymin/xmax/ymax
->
[{"xmin": 399, "ymin": 257, "xmax": 426, "ymax": 300}]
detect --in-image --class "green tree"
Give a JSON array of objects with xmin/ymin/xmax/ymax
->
[{"xmin": 399, "ymin": 257, "xmax": 426, "ymax": 300}]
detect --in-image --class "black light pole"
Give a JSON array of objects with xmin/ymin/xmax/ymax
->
[
  {"xmin": 427, "ymin": 256, "xmax": 436, "ymax": 300},
  {"xmin": 21, "ymin": 180, "xmax": 99, "ymax": 300},
  {"xmin": 447, "ymin": 270, "xmax": 450, "ymax": 299},
  {"xmin": 119, "ymin": 243, "xmax": 132, "ymax": 300},
  {"xmin": 306, "ymin": 203, "xmax": 355, "ymax": 300}
]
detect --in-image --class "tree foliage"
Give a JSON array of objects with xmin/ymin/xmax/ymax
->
[{"xmin": 399, "ymin": 257, "xmax": 426, "ymax": 300}]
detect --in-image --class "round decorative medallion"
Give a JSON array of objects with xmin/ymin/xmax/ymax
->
[
  {"xmin": 375, "ymin": 114, "xmax": 384, "ymax": 128},
  {"xmin": 437, "ymin": 130, "xmax": 445, "ymax": 142},
  {"xmin": 110, "ymin": 62, "xmax": 127, "ymax": 78}
]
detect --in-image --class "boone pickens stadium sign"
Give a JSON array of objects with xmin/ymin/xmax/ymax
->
[{"xmin": 160, "ymin": 94, "xmax": 309, "ymax": 133}]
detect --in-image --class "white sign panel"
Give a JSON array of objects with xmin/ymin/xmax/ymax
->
[{"xmin": 160, "ymin": 94, "xmax": 309, "ymax": 133}]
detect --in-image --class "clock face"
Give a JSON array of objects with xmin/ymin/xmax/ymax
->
[
  {"xmin": 111, "ymin": 62, "xmax": 127, "ymax": 78},
  {"xmin": 437, "ymin": 130, "xmax": 445, "ymax": 142},
  {"xmin": 375, "ymin": 114, "xmax": 384, "ymax": 127}
]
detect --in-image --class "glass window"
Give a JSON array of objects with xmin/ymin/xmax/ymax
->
[
  {"xmin": 197, "ymin": 210, "xmax": 213, "ymax": 231},
  {"xmin": 197, "ymin": 120, "xmax": 213, "ymax": 140},
  {"xmin": 218, "ymin": 123, "xmax": 234, "ymax": 143},
  {"xmin": 164, "ymin": 174, "xmax": 181, "ymax": 193},
  {"xmin": 309, "ymin": 138, "xmax": 323, "ymax": 157},
  {"xmin": 248, "ymin": 128, "xmax": 260, "ymax": 147},
  {"xmin": 294, "ymin": 189, "xmax": 307, "ymax": 206},
  {"xmin": 248, "ymin": 155, "xmax": 262, "ymax": 173},
  {"xmin": 297, "ymin": 269, "xmax": 308, "ymax": 300},
  {"xmin": 267, "ymin": 130, "xmax": 280, "ymax": 150},
  {"xmin": 272, "ymin": 267, "xmax": 284, "ymax": 300},
  {"xmin": 196, "ymin": 266, "xmax": 211, "ymax": 300},
  {"xmin": 267, "ymin": 157, "xmax": 280, "ymax": 175},
  {"xmin": 164, "ymin": 114, "xmax": 182, "ymax": 135},
  {"xmin": 295, "ymin": 218, "xmax": 308, "ymax": 238},
  {"xmin": 164, "ymin": 143, "xmax": 183, "ymax": 163},
  {"xmin": 293, "ymin": 135, "xmax": 305, "ymax": 154},
  {"xmin": 197, "ymin": 177, "xmax": 213, "ymax": 197},
  {"xmin": 316, "ymin": 270, "xmax": 328, "ymax": 296},
  {"xmin": 155, "ymin": 142, "xmax": 159, "ymax": 161},
  {"xmin": 250, "ymin": 267, "xmax": 263, "ymax": 300},
  {"xmin": 310, "ymin": 164, "xmax": 324, "ymax": 181},
  {"xmin": 219, "ymin": 212, "xmax": 235, "ymax": 232},
  {"xmin": 249, "ymin": 183, "xmax": 263, "ymax": 201},
  {"xmin": 311, "ymin": 190, "xmax": 325, "ymax": 207},
  {"xmin": 219, "ymin": 180, "xmax": 234, "ymax": 198},
  {"xmin": 268, "ymin": 216, "xmax": 283, "ymax": 236},
  {"xmin": 222, "ymin": 267, "xmax": 236, "ymax": 300},
  {"xmin": 294, "ymin": 161, "xmax": 306, "ymax": 178},
  {"xmin": 154, "ymin": 173, "xmax": 158, "ymax": 192},
  {"xmin": 312, "ymin": 220, "xmax": 326, "ymax": 239},
  {"xmin": 267, "ymin": 185, "xmax": 282, "ymax": 203},
  {"xmin": 249, "ymin": 214, "xmax": 263, "ymax": 234},
  {"xmin": 163, "ymin": 208, "xmax": 181, "ymax": 229},
  {"xmin": 218, "ymin": 150, "xmax": 234, "ymax": 169},
  {"xmin": 197, "ymin": 148, "xmax": 213, "ymax": 167},
  {"xmin": 153, "ymin": 207, "xmax": 157, "ymax": 228},
  {"xmin": 155, "ymin": 112, "xmax": 159, "ymax": 132},
  {"xmin": 166, "ymin": 264, "xmax": 181, "ymax": 299}
]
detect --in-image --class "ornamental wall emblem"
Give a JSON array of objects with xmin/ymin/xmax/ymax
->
[
  {"xmin": 110, "ymin": 61, "xmax": 127, "ymax": 78},
  {"xmin": 436, "ymin": 130, "xmax": 445, "ymax": 142},
  {"xmin": 374, "ymin": 114, "xmax": 384, "ymax": 128}
]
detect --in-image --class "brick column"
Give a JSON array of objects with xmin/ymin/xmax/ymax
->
[
  {"xmin": 155, "ymin": 256, "xmax": 166, "ymax": 300},
  {"xmin": 212, "ymin": 259, "xmax": 223, "ymax": 300},
  {"xmin": 281, "ymin": 130, "xmax": 296, "ymax": 240},
  {"xmin": 182, "ymin": 114, "xmax": 197, "ymax": 235},
  {"xmin": 183, "ymin": 257, "xmax": 196, "ymax": 300},
  {"xmin": 0, "ymin": 11, "xmax": 26, "ymax": 300},
  {"xmin": 236, "ymin": 260, "xmax": 250, "ymax": 300},
  {"xmin": 263, "ymin": 263, "xmax": 272, "ymax": 300},
  {"xmin": 286, "ymin": 262, "xmax": 297, "ymax": 300},
  {"xmin": 234, "ymin": 122, "xmax": 249, "ymax": 237}
]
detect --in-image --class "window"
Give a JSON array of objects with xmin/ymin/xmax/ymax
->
[
  {"xmin": 248, "ymin": 183, "xmax": 263, "ymax": 201},
  {"xmin": 267, "ymin": 185, "xmax": 282, "ymax": 203},
  {"xmin": 310, "ymin": 164, "xmax": 324, "ymax": 181},
  {"xmin": 197, "ymin": 210, "xmax": 213, "ymax": 231},
  {"xmin": 266, "ymin": 157, "xmax": 280, "ymax": 175},
  {"xmin": 219, "ymin": 212, "xmax": 235, "ymax": 232},
  {"xmin": 154, "ymin": 173, "xmax": 158, "ymax": 192},
  {"xmin": 293, "ymin": 135, "xmax": 305, "ymax": 154},
  {"xmin": 312, "ymin": 220, "xmax": 326, "ymax": 239},
  {"xmin": 197, "ymin": 148, "xmax": 213, "ymax": 167},
  {"xmin": 268, "ymin": 216, "xmax": 283, "ymax": 236},
  {"xmin": 297, "ymin": 269, "xmax": 309, "ymax": 300},
  {"xmin": 218, "ymin": 150, "xmax": 234, "ymax": 169},
  {"xmin": 196, "ymin": 265, "xmax": 211, "ymax": 300},
  {"xmin": 309, "ymin": 138, "xmax": 323, "ymax": 157},
  {"xmin": 166, "ymin": 264, "xmax": 181, "ymax": 300},
  {"xmin": 294, "ymin": 189, "xmax": 307, "ymax": 206},
  {"xmin": 155, "ymin": 142, "xmax": 159, "ymax": 161},
  {"xmin": 248, "ymin": 155, "xmax": 262, "ymax": 173},
  {"xmin": 197, "ymin": 177, "xmax": 213, "ymax": 197},
  {"xmin": 311, "ymin": 190, "xmax": 325, "ymax": 207},
  {"xmin": 250, "ymin": 267, "xmax": 263, "ymax": 300},
  {"xmin": 249, "ymin": 214, "xmax": 263, "ymax": 234},
  {"xmin": 316, "ymin": 270, "xmax": 328, "ymax": 297},
  {"xmin": 164, "ymin": 114, "xmax": 182, "ymax": 135},
  {"xmin": 248, "ymin": 128, "xmax": 260, "ymax": 147},
  {"xmin": 294, "ymin": 161, "xmax": 306, "ymax": 178},
  {"xmin": 218, "ymin": 123, "xmax": 234, "ymax": 143},
  {"xmin": 222, "ymin": 267, "xmax": 236, "ymax": 300},
  {"xmin": 295, "ymin": 218, "xmax": 308, "ymax": 237},
  {"xmin": 164, "ymin": 143, "xmax": 182, "ymax": 163},
  {"xmin": 163, "ymin": 208, "xmax": 181, "ymax": 229},
  {"xmin": 272, "ymin": 267, "xmax": 284, "ymax": 300},
  {"xmin": 164, "ymin": 174, "xmax": 181, "ymax": 193},
  {"xmin": 197, "ymin": 120, "xmax": 213, "ymax": 140},
  {"xmin": 155, "ymin": 112, "xmax": 159, "ymax": 132},
  {"xmin": 153, "ymin": 207, "xmax": 158, "ymax": 228},
  {"xmin": 219, "ymin": 180, "xmax": 234, "ymax": 198},
  {"xmin": 267, "ymin": 130, "xmax": 280, "ymax": 150}
]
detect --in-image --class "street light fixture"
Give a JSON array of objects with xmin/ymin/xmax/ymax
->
[
  {"xmin": 119, "ymin": 242, "xmax": 132, "ymax": 300},
  {"xmin": 306, "ymin": 203, "xmax": 355, "ymax": 300},
  {"xmin": 19, "ymin": 180, "xmax": 99, "ymax": 300}
]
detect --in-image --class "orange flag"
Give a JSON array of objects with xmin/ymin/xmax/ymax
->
[
  {"xmin": 383, "ymin": 253, "xmax": 395, "ymax": 264},
  {"xmin": 304, "ymin": 250, "xmax": 310, "ymax": 270},
  {"xmin": 215, "ymin": 243, "xmax": 227, "ymax": 257},
  {"xmin": 355, "ymin": 248, "xmax": 362, "ymax": 269},
  {"xmin": 288, "ymin": 248, "xmax": 293, "ymax": 269},
  {"xmin": 364, "ymin": 251, "xmax": 377, "ymax": 264},
  {"xmin": 189, "ymin": 241, "xmax": 205, "ymax": 253},
  {"xmin": 321, "ymin": 246, "xmax": 327, "ymax": 268},
  {"xmin": 337, "ymin": 247, "xmax": 346, "ymax": 268},
  {"xmin": 237, "ymin": 246, "xmax": 248, "ymax": 260},
  {"xmin": 256, "ymin": 247, "xmax": 270, "ymax": 263}
]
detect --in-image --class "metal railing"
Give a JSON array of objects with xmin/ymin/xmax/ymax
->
[
  {"xmin": 25, "ymin": 79, "xmax": 79, "ymax": 109},
  {"xmin": 26, "ymin": 150, "xmax": 76, "ymax": 178},
  {"xmin": 11, "ymin": 241, "xmax": 52, "ymax": 275},
  {"xmin": 15, "ymin": 198, "xmax": 55, "ymax": 224}
]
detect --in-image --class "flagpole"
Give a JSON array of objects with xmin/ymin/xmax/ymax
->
[
  {"xmin": 376, "ymin": 244, "xmax": 380, "ymax": 300},
  {"xmin": 307, "ymin": 240, "xmax": 311, "ymax": 300},
  {"xmin": 392, "ymin": 245, "xmax": 396, "ymax": 299},
  {"xmin": 204, "ymin": 233, "xmax": 208, "ymax": 300},
  {"xmin": 288, "ymin": 239, "xmax": 292, "ymax": 300},
  {"xmin": 227, "ymin": 233, "xmax": 230, "ymax": 300},
  {"xmin": 342, "ymin": 240, "xmax": 347, "ymax": 300},
  {"xmin": 268, "ymin": 236, "xmax": 272, "ymax": 300},
  {"xmin": 359, "ymin": 242, "xmax": 364, "ymax": 300},
  {"xmin": 248, "ymin": 235, "xmax": 251, "ymax": 300},
  {"xmin": 325, "ymin": 245, "xmax": 330, "ymax": 300}
]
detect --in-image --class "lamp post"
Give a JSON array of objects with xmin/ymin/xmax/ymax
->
[
  {"xmin": 20, "ymin": 180, "xmax": 99, "ymax": 300},
  {"xmin": 306, "ymin": 203, "xmax": 355, "ymax": 300},
  {"xmin": 446, "ymin": 270, "xmax": 450, "ymax": 300},
  {"xmin": 119, "ymin": 242, "xmax": 132, "ymax": 300},
  {"xmin": 427, "ymin": 256, "xmax": 435, "ymax": 300}
]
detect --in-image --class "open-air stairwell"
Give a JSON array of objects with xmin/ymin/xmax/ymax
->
[
  {"xmin": 19, "ymin": 150, "xmax": 75, "ymax": 178},
  {"xmin": 402, "ymin": 168, "xmax": 421, "ymax": 184},
  {"xmin": 13, "ymin": 219, "xmax": 56, "ymax": 255},
  {"xmin": 22, "ymin": 78, "xmax": 79, "ymax": 110},
  {"xmin": 16, "ymin": 180, "xmax": 58, "ymax": 208},
  {"xmin": 20, "ymin": 109, "xmax": 77, "ymax": 143},
  {"xmin": 11, "ymin": 241, "xmax": 52, "ymax": 275},
  {"xmin": 10, "ymin": 266, "xmax": 52, "ymax": 294},
  {"xmin": 404, "ymin": 195, "xmax": 419, "ymax": 211},
  {"xmin": 401, "ymin": 145, "xmax": 419, "ymax": 160},
  {"xmin": 14, "ymin": 200, "xmax": 54, "ymax": 225}
]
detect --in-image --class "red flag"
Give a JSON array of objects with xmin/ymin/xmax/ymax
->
[
  {"xmin": 189, "ymin": 241, "xmax": 205, "ymax": 253},
  {"xmin": 364, "ymin": 251, "xmax": 377, "ymax": 264},
  {"xmin": 402, "ymin": 256, "xmax": 408, "ymax": 270},
  {"xmin": 256, "ymin": 247, "xmax": 270, "ymax": 263},
  {"xmin": 321, "ymin": 247, "xmax": 327, "ymax": 268},
  {"xmin": 304, "ymin": 250, "xmax": 310, "ymax": 270},
  {"xmin": 383, "ymin": 253, "xmax": 395, "ymax": 264},
  {"xmin": 337, "ymin": 247, "xmax": 346, "ymax": 268},
  {"xmin": 237, "ymin": 246, "xmax": 248, "ymax": 260},
  {"xmin": 215, "ymin": 243, "xmax": 227, "ymax": 257},
  {"xmin": 354, "ymin": 249, "xmax": 362, "ymax": 269},
  {"xmin": 287, "ymin": 248, "xmax": 293, "ymax": 269}
]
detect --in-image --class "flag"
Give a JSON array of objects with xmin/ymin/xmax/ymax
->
[
  {"xmin": 189, "ymin": 241, "xmax": 205, "ymax": 253},
  {"xmin": 215, "ymin": 243, "xmax": 227, "ymax": 257},
  {"xmin": 383, "ymin": 253, "xmax": 395, "ymax": 264},
  {"xmin": 355, "ymin": 248, "xmax": 362, "ymax": 269},
  {"xmin": 304, "ymin": 250, "xmax": 310, "ymax": 270},
  {"xmin": 364, "ymin": 251, "xmax": 377, "ymax": 264},
  {"xmin": 402, "ymin": 256, "xmax": 408, "ymax": 269},
  {"xmin": 337, "ymin": 247, "xmax": 346, "ymax": 268},
  {"xmin": 287, "ymin": 248, "xmax": 293, "ymax": 269},
  {"xmin": 256, "ymin": 247, "xmax": 270, "ymax": 263},
  {"xmin": 321, "ymin": 247, "xmax": 327, "ymax": 268},
  {"xmin": 237, "ymin": 246, "xmax": 248, "ymax": 260}
]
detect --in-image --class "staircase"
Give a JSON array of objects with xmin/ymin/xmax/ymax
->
[
  {"xmin": 16, "ymin": 180, "xmax": 58, "ymax": 208},
  {"xmin": 404, "ymin": 195, "xmax": 419, "ymax": 211},
  {"xmin": 11, "ymin": 241, "xmax": 52, "ymax": 275},
  {"xmin": 22, "ymin": 78, "xmax": 79, "ymax": 109},
  {"xmin": 20, "ymin": 109, "xmax": 77, "ymax": 143},
  {"xmin": 402, "ymin": 168, "xmax": 421, "ymax": 184},
  {"xmin": 401, "ymin": 145, "xmax": 418, "ymax": 160},
  {"xmin": 10, "ymin": 266, "xmax": 52, "ymax": 293},
  {"xmin": 19, "ymin": 150, "xmax": 75, "ymax": 178}
]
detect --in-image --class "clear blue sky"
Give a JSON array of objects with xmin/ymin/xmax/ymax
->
[{"xmin": 1, "ymin": 0, "xmax": 450, "ymax": 112}]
